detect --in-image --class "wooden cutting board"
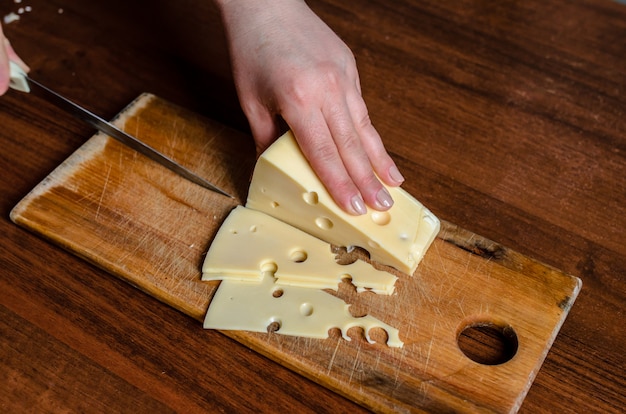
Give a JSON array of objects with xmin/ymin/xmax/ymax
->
[{"xmin": 10, "ymin": 93, "xmax": 581, "ymax": 413}]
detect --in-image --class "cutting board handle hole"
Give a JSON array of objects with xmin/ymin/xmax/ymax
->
[{"xmin": 457, "ymin": 321, "xmax": 518, "ymax": 365}]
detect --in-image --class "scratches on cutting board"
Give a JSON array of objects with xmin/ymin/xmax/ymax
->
[
  {"xmin": 327, "ymin": 337, "xmax": 342, "ymax": 375},
  {"xmin": 199, "ymin": 125, "xmax": 227, "ymax": 153},
  {"xmin": 423, "ymin": 322, "xmax": 436, "ymax": 375},
  {"xmin": 348, "ymin": 341, "xmax": 363, "ymax": 385},
  {"xmin": 392, "ymin": 343, "xmax": 408, "ymax": 390},
  {"xmin": 95, "ymin": 163, "xmax": 112, "ymax": 221},
  {"xmin": 165, "ymin": 118, "xmax": 181, "ymax": 153}
]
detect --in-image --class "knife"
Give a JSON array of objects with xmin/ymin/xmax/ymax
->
[{"xmin": 8, "ymin": 61, "xmax": 233, "ymax": 198}]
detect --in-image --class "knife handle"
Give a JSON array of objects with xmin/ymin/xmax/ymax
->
[{"xmin": 9, "ymin": 61, "xmax": 30, "ymax": 93}]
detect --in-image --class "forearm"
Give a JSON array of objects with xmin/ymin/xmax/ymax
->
[{"xmin": 213, "ymin": 0, "xmax": 311, "ymax": 50}]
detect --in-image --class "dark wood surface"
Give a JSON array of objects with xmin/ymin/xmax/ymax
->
[{"xmin": 1, "ymin": 1, "xmax": 624, "ymax": 412}]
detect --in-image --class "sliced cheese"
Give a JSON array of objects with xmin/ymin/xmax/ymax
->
[
  {"xmin": 246, "ymin": 130, "xmax": 440, "ymax": 275},
  {"xmin": 204, "ymin": 271, "xmax": 403, "ymax": 348},
  {"xmin": 202, "ymin": 206, "xmax": 397, "ymax": 295}
]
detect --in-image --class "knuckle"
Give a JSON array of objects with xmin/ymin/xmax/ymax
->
[
  {"xmin": 311, "ymin": 140, "xmax": 339, "ymax": 165},
  {"xmin": 356, "ymin": 111, "xmax": 373, "ymax": 130},
  {"xmin": 286, "ymin": 62, "xmax": 350, "ymax": 103},
  {"xmin": 357, "ymin": 171, "xmax": 382, "ymax": 193}
]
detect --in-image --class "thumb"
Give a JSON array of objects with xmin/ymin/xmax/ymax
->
[
  {"xmin": 245, "ymin": 105, "xmax": 282, "ymax": 157},
  {"xmin": 0, "ymin": 35, "xmax": 29, "ymax": 95}
]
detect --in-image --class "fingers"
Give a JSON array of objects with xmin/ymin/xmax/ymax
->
[
  {"xmin": 323, "ymin": 99, "xmax": 389, "ymax": 213},
  {"xmin": 347, "ymin": 68, "xmax": 404, "ymax": 188},
  {"xmin": 346, "ymin": 90, "xmax": 404, "ymax": 188},
  {"xmin": 0, "ymin": 24, "xmax": 29, "ymax": 95},
  {"xmin": 278, "ymin": 65, "xmax": 403, "ymax": 214},
  {"xmin": 257, "ymin": 67, "xmax": 403, "ymax": 215},
  {"xmin": 289, "ymin": 110, "xmax": 364, "ymax": 214},
  {"xmin": 285, "ymin": 92, "xmax": 403, "ymax": 215},
  {"xmin": 0, "ymin": 27, "xmax": 10, "ymax": 95}
]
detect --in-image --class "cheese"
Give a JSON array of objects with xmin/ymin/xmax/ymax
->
[
  {"xmin": 202, "ymin": 206, "xmax": 398, "ymax": 295},
  {"xmin": 204, "ymin": 271, "xmax": 403, "ymax": 348},
  {"xmin": 246, "ymin": 131, "xmax": 440, "ymax": 275},
  {"xmin": 201, "ymin": 131, "xmax": 439, "ymax": 346}
]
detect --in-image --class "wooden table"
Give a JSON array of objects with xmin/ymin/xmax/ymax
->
[{"xmin": 1, "ymin": 1, "xmax": 624, "ymax": 412}]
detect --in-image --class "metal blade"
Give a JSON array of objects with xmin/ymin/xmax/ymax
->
[{"xmin": 23, "ymin": 76, "xmax": 234, "ymax": 198}]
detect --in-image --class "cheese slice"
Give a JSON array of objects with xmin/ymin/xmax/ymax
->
[
  {"xmin": 202, "ymin": 206, "xmax": 397, "ymax": 295},
  {"xmin": 204, "ymin": 271, "xmax": 403, "ymax": 348},
  {"xmin": 246, "ymin": 131, "xmax": 440, "ymax": 275}
]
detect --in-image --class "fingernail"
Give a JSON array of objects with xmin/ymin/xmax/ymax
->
[
  {"xmin": 350, "ymin": 195, "xmax": 367, "ymax": 215},
  {"xmin": 375, "ymin": 188, "xmax": 394, "ymax": 209},
  {"xmin": 389, "ymin": 165, "xmax": 405, "ymax": 184}
]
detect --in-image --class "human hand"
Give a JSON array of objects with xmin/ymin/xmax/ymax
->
[
  {"xmin": 216, "ymin": 0, "xmax": 404, "ymax": 215},
  {"xmin": 0, "ymin": 23, "xmax": 29, "ymax": 95}
]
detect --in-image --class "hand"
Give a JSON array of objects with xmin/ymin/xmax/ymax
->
[
  {"xmin": 0, "ymin": 23, "xmax": 29, "ymax": 95},
  {"xmin": 216, "ymin": 0, "xmax": 404, "ymax": 215}
]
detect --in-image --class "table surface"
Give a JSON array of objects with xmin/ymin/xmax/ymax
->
[{"xmin": 1, "ymin": 1, "xmax": 624, "ymax": 413}]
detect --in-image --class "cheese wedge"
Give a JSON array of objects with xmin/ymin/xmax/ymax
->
[
  {"xmin": 204, "ymin": 271, "xmax": 403, "ymax": 348},
  {"xmin": 246, "ymin": 131, "xmax": 440, "ymax": 275},
  {"xmin": 202, "ymin": 206, "xmax": 397, "ymax": 295}
]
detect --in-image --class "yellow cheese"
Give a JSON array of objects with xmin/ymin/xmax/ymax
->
[
  {"xmin": 246, "ymin": 131, "xmax": 440, "ymax": 275},
  {"xmin": 204, "ymin": 271, "xmax": 403, "ymax": 348},
  {"xmin": 202, "ymin": 206, "xmax": 398, "ymax": 295}
]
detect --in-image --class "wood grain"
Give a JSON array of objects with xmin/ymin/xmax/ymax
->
[
  {"xmin": 11, "ymin": 94, "xmax": 580, "ymax": 413},
  {"xmin": 0, "ymin": 0, "xmax": 624, "ymax": 413}
]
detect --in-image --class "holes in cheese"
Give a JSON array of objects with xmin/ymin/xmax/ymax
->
[
  {"xmin": 202, "ymin": 206, "xmax": 397, "ymax": 295},
  {"xmin": 315, "ymin": 217, "xmax": 333, "ymax": 230},
  {"xmin": 289, "ymin": 248, "xmax": 308, "ymax": 263},
  {"xmin": 203, "ymin": 271, "xmax": 403, "ymax": 348},
  {"xmin": 300, "ymin": 302, "xmax": 314, "ymax": 316},
  {"xmin": 246, "ymin": 130, "xmax": 440, "ymax": 275},
  {"xmin": 371, "ymin": 211, "xmax": 391, "ymax": 226},
  {"xmin": 303, "ymin": 191, "xmax": 319, "ymax": 205}
]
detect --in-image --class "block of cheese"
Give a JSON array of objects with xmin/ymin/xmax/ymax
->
[
  {"xmin": 246, "ymin": 131, "xmax": 440, "ymax": 275},
  {"xmin": 202, "ymin": 206, "xmax": 398, "ymax": 295},
  {"xmin": 204, "ymin": 271, "xmax": 403, "ymax": 348}
]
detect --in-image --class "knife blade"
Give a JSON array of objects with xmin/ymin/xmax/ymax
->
[{"xmin": 8, "ymin": 61, "xmax": 233, "ymax": 198}]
